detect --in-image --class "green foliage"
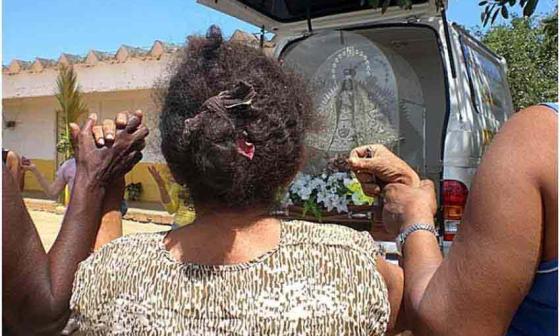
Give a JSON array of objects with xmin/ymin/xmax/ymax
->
[
  {"xmin": 55, "ymin": 65, "xmax": 88, "ymax": 160},
  {"xmin": 479, "ymin": 13, "xmax": 558, "ymax": 110},
  {"xmin": 542, "ymin": 11, "xmax": 558, "ymax": 51},
  {"xmin": 56, "ymin": 132, "xmax": 72, "ymax": 155},
  {"xmin": 345, "ymin": 179, "xmax": 375, "ymax": 205},
  {"xmin": 480, "ymin": 0, "xmax": 540, "ymax": 25},
  {"xmin": 302, "ymin": 196, "xmax": 323, "ymax": 221},
  {"xmin": 287, "ymin": 172, "xmax": 375, "ymax": 221}
]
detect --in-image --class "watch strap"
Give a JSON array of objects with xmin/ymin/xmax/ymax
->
[{"xmin": 396, "ymin": 223, "xmax": 438, "ymax": 255}]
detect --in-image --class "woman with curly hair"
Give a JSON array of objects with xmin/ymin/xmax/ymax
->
[{"xmin": 65, "ymin": 26, "xmax": 405, "ymax": 335}]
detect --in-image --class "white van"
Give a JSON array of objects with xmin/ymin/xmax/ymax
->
[{"xmin": 199, "ymin": 0, "xmax": 514, "ymax": 254}]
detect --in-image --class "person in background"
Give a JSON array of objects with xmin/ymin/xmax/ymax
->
[
  {"xmin": 22, "ymin": 156, "xmax": 75, "ymax": 201},
  {"xmin": 3, "ymin": 111, "xmax": 148, "ymax": 335},
  {"xmin": 23, "ymin": 156, "xmax": 127, "ymax": 251},
  {"xmin": 3, "ymin": 148, "xmax": 25, "ymax": 191},
  {"xmin": 23, "ymin": 155, "xmax": 128, "ymax": 218},
  {"xmin": 148, "ymin": 164, "xmax": 196, "ymax": 228},
  {"xmin": 349, "ymin": 103, "xmax": 558, "ymax": 335}
]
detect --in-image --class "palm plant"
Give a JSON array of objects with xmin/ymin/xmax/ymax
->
[
  {"xmin": 55, "ymin": 65, "xmax": 88, "ymax": 161},
  {"xmin": 55, "ymin": 65, "xmax": 88, "ymax": 204}
]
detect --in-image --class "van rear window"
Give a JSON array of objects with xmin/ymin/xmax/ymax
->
[
  {"xmin": 273, "ymin": 27, "xmax": 447, "ymax": 234},
  {"xmin": 275, "ymin": 28, "xmax": 448, "ymax": 232},
  {"xmin": 280, "ymin": 29, "xmax": 436, "ymax": 180},
  {"xmin": 239, "ymin": 0, "xmax": 429, "ymax": 23}
]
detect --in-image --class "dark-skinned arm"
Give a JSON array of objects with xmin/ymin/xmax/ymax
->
[
  {"xmin": 377, "ymin": 106, "xmax": 557, "ymax": 335},
  {"xmin": 407, "ymin": 107, "xmax": 555, "ymax": 335},
  {"xmin": 3, "ymin": 115, "xmax": 106, "ymax": 334},
  {"xmin": 94, "ymin": 177, "xmax": 125, "ymax": 250},
  {"xmin": 348, "ymin": 143, "xmax": 420, "ymax": 334},
  {"xmin": 2, "ymin": 162, "xmax": 106, "ymax": 334},
  {"xmin": 2, "ymin": 111, "xmax": 148, "ymax": 335}
]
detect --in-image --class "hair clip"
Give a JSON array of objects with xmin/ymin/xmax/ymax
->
[{"xmin": 235, "ymin": 130, "xmax": 255, "ymax": 160}]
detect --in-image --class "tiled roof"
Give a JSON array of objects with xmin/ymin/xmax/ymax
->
[
  {"xmin": 230, "ymin": 29, "xmax": 259, "ymax": 43},
  {"xmin": 7, "ymin": 60, "xmax": 33, "ymax": 74},
  {"xmin": 149, "ymin": 40, "xmax": 181, "ymax": 59},
  {"xmin": 58, "ymin": 53, "xmax": 84, "ymax": 65},
  {"xmin": 115, "ymin": 45, "xmax": 149, "ymax": 62},
  {"xmin": 4, "ymin": 32, "xmax": 275, "ymax": 75}
]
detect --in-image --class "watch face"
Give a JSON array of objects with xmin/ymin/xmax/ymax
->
[{"xmin": 283, "ymin": 31, "xmax": 400, "ymax": 175}]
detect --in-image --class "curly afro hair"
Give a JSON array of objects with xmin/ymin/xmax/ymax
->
[{"xmin": 159, "ymin": 26, "xmax": 314, "ymax": 209}]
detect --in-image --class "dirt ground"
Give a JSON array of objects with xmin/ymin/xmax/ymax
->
[{"xmin": 30, "ymin": 210, "xmax": 170, "ymax": 251}]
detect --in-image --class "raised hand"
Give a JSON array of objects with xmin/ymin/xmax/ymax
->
[
  {"xmin": 348, "ymin": 144, "xmax": 420, "ymax": 197},
  {"xmin": 2, "ymin": 110, "xmax": 149, "ymax": 334},
  {"xmin": 148, "ymin": 165, "xmax": 166, "ymax": 187},
  {"xmin": 20, "ymin": 156, "xmax": 36, "ymax": 171},
  {"xmin": 69, "ymin": 110, "xmax": 148, "ymax": 188}
]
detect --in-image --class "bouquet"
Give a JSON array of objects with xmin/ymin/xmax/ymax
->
[{"xmin": 281, "ymin": 171, "xmax": 375, "ymax": 220}]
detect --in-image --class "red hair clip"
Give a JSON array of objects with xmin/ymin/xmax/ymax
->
[{"xmin": 236, "ymin": 130, "xmax": 255, "ymax": 160}]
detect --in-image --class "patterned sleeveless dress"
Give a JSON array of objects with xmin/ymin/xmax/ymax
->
[{"xmin": 70, "ymin": 220, "xmax": 390, "ymax": 335}]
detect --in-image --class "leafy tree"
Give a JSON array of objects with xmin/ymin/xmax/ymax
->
[
  {"xmin": 55, "ymin": 65, "xmax": 88, "ymax": 161},
  {"xmin": 479, "ymin": 0, "xmax": 540, "ymax": 25},
  {"xmin": 542, "ymin": 11, "xmax": 558, "ymax": 51},
  {"xmin": 479, "ymin": 12, "xmax": 558, "ymax": 110}
]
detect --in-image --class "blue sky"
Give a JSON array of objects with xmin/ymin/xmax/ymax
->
[{"xmin": 2, "ymin": 0, "xmax": 557, "ymax": 64}]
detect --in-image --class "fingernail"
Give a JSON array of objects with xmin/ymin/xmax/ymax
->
[
  {"xmin": 106, "ymin": 134, "xmax": 114, "ymax": 140},
  {"xmin": 89, "ymin": 113, "xmax": 97, "ymax": 120},
  {"xmin": 98, "ymin": 138, "xmax": 105, "ymax": 145}
]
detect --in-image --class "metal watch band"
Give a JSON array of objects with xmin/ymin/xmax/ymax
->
[{"xmin": 396, "ymin": 223, "xmax": 438, "ymax": 256}]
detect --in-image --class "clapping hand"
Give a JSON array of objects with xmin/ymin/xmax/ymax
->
[
  {"xmin": 20, "ymin": 157, "xmax": 36, "ymax": 172},
  {"xmin": 69, "ymin": 110, "xmax": 148, "ymax": 188}
]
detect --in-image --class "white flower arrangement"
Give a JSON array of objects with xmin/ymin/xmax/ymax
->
[{"xmin": 282, "ymin": 171, "xmax": 375, "ymax": 218}]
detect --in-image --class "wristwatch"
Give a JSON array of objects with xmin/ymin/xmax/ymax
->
[{"xmin": 396, "ymin": 223, "xmax": 438, "ymax": 256}]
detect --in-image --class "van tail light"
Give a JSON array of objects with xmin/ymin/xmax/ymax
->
[{"xmin": 442, "ymin": 180, "xmax": 468, "ymax": 241}]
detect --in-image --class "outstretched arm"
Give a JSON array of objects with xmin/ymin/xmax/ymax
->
[
  {"xmin": 2, "ymin": 159, "xmax": 105, "ymax": 334},
  {"xmin": 405, "ymin": 106, "xmax": 557, "ymax": 335},
  {"xmin": 3, "ymin": 115, "xmax": 107, "ymax": 335},
  {"xmin": 23, "ymin": 161, "xmax": 66, "ymax": 199},
  {"xmin": 354, "ymin": 106, "xmax": 557, "ymax": 335},
  {"xmin": 6, "ymin": 151, "xmax": 26, "ymax": 191},
  {"xmin": 148, "ymin": 165, "xmax": 175, "ymax": 212},
  {"xmin": 2, "ymin": 111, "xmax": 148, "ymax": 335}
]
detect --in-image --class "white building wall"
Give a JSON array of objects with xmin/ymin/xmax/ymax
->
[
  {"xmin": 2, "ymin": 89, "xmax": 164, "ymax": 162},
  {"xmin": 3, "ymin": 96, "xmax": 58, "ymax": 159},
  {"xmin": 83, "ymin": 89, "xmax": 164, "ymax": 163}
]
